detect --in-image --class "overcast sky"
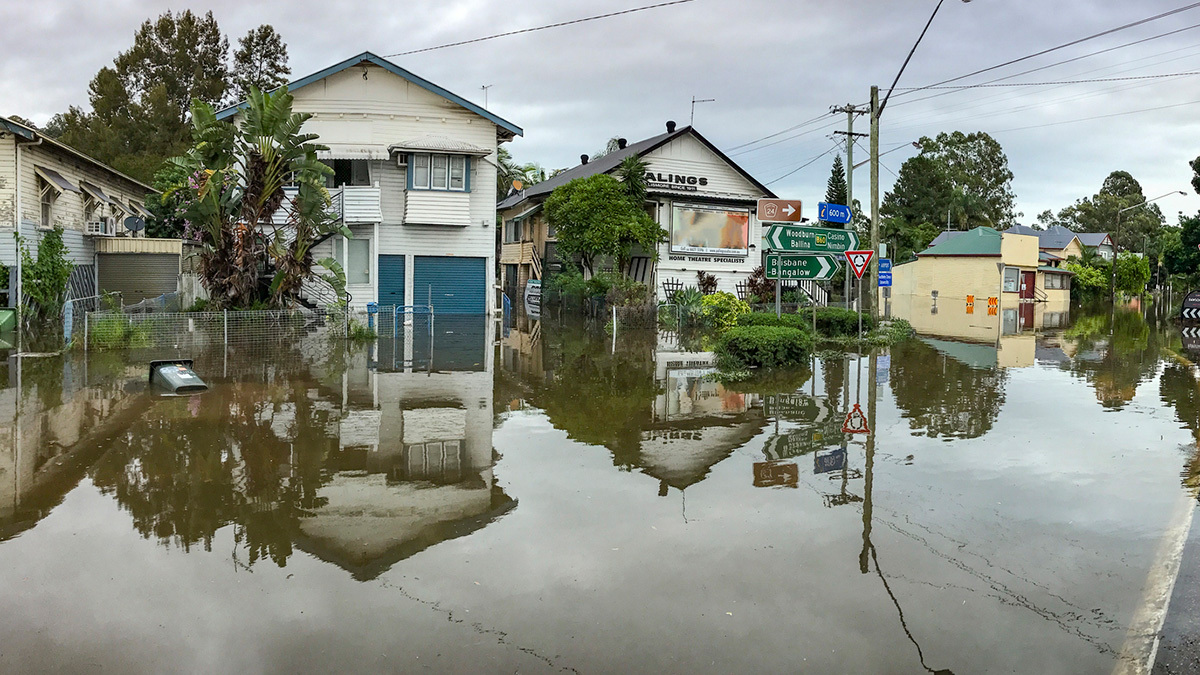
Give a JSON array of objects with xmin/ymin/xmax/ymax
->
[{"xmin": 4, "ymin": 0, "xmax": 1200, "ymax": 224}]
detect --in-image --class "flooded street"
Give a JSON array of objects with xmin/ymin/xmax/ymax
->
[{"xmin": 1, "ymin": 308, "xmax": 1198, "ymax": 673}]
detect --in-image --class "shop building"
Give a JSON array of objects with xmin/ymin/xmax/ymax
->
[{"xmin": 498, "ymin": 122, "xmax": 775, "ymax": 302}]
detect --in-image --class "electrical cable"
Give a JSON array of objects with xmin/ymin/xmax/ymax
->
[
  {"xmin": 726, "ymin": 111, "xmax": 833, "ymax": 152},
  {"xmin": 382, "ymin": 0, "xmax": 697, "ymax": 57},
  {"xmin": 891, "ymin": 70, "xmax": 1200, "ymax": 90},
  {"xmin": 765, "ymin": 143, "xmax": 842, "ymax": 186}
]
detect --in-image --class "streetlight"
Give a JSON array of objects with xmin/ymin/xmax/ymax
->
[{"xmin": 1109, "ymin": 190, "xmax": 1187, "ymax": 300}]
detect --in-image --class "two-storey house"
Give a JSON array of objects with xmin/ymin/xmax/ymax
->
[
  {"xmin": 498, "ymin": 122, "xmax": 775, "ymax": 303},
  {"xmin": 216, "ymin": 52, "xmax": 522, "ymax": 315}
]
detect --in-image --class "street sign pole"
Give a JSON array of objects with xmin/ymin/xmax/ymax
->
[{"xmin": 775, "ymin": 278, "xmax": 781, "ymax": 318}]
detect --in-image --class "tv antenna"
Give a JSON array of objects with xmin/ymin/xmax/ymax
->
[{"xmin": 690, "ymin": 96, "xmax": 715, "ymax": 126}]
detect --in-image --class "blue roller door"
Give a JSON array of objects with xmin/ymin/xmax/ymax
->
[
  {"xmin": 378, "ymin": 255, "xmax": 406, "ymax": 307},
  {"xmin": 413, "ymin": 256, "xmax": 487, "ymax": 315}
]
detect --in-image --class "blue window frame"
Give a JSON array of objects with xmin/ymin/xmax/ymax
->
[{"xmin": 408, "ymin": 153, "xmax": 471, "ymax": 192}]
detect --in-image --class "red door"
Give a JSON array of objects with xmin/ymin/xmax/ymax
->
[{"xmin": 1019, "ymin": 270, "xmax": 1035, "ymax": 329}]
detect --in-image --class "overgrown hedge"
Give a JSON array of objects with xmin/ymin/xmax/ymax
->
[
  {"xmin": 737, "ymin": 308, "xmax": 875, "ymax": 337},
  {"xmin": 715, "ymin": 325, "xmax": 813, "ymax": 369}
]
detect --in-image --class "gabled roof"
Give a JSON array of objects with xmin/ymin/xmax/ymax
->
[
  {"xmin": 1075, "ymin": 231, "xmax": 1112, "ymax": 247},
  {"xmin": 927, "ymin": 230, "xmax": 964, "ymax": 248},
  {"xmin": 0, "ymin": 115, "xmax": 156, "ymax": 193},
  {"xmin": 214, "ymin": 51, "xmax": 523, "ymax": 138},
  {"xmin": 497, "ymin": 125, "xmax": 775, "ymax": 210},
  {"xmin": 919, "ymin": 226, "xmax": 1001, "ymax": 256}
]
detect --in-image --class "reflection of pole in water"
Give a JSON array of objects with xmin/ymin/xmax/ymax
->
[
  {"xmin": 860, "ymin": 350, "xmax": 875, "ymax": 573},
  {"xmin": 871, "ymin": 545, "xmax": 954, "ymax": 675}
]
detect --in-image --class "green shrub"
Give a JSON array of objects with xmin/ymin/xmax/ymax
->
[
  {"xmin": 737, "ymin": 311, "xmax": 810, "ymax": 330},
  {"xmin": 803, "ymin": 307, "xmax": 876, "ymax": 336},
  {"xmin": 589, "ymin": 270, "xmax": 649, "ymax": 306},
  {"xmin": 701, "ymin": 291, "xmax": 750, "ymax": 329},
  {"xmin": 184, "ymin": 298, "xmax": 210, "ymax": 312},
  {"xmin": 347, "ymin": 318, "xmax": 376, "ymax": 342},
  {"xmin": 715, "ymin": 325, "xmax": 813, "ymax": 369}
]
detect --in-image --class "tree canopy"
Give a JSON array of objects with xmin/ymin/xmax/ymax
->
[
  {"xmin": 44, "ymin": 12, "xmax": 289, "ymax": 185},
  {"xmin": 1037, "ymin": 170, "xmax": 1163, "ymax": 251},
  {"xmin": 545, "ymin": 174, "xmax": 665, "ymax": 275},
  {"xmin": 232, "ymin": 26, "xmax": 291, "ymax": 102},
  {"xmin": 825, "ymin": 156, "xmax": 847, "ymax": 207},
  {"xmin": 918, "ymin": 131, "xmax": 1018, "ymax": 227}
]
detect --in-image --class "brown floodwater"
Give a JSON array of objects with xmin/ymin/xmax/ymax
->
[{"xmin": 0, "ymin": 307, "xmax": 1197, "ymax": 673}]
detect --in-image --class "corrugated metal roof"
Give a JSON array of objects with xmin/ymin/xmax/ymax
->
[
  {"xmin": 34, "ymin": 165, "xmax": 81, "ymax": 194},
  {"xmin": 1038, "ymin": 265, "xmax": 1074, "ymax": 274},
  {"xmin": 390, "ymin": 136, "xmax": 491, "ymax": 156},
  {"xmin": 918, "ymin": 226, "xmax": 1001, "ymax": 256}
]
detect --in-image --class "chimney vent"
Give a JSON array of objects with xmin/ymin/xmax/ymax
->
[
  {"xmin": 617, "ymin": 138, "xmax": 627, "ymax": 149},
  {"xmin": 666, "ymin": 120, "xmax": 677, "ymax": 133}
]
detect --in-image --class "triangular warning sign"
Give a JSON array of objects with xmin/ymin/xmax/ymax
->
[
  {"xmin": 842, "ymin": 403, "xmax": 871, "ymax": 434},
  {"xmin": 844, "ymin": 250, "xmax": 874, "ymax": 280}
]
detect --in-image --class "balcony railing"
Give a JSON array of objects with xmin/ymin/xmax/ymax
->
[{"xmin": 271, "ymin": 185, "xmax": 382, "ymax": 226}]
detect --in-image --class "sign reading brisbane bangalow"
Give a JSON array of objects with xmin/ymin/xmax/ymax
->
[
  {"xmin": 765, "ymin": 253, "xmax": 840, "ymax": 281},
  {"xmin": 757, "ymin": 199, "xmax": 803, "ymax": 223},
  {"xmin": 765, "ymin": 224, "xmax": 860, "ymax": 253}
]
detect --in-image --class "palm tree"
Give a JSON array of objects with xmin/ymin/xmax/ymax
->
[
  {"xmin": 496, "ymin": 146, "xmax": 539, "ymax": 200},
  {"xmin": 616, "ymin": 154, "xmax": 649, "ymax": 203}
]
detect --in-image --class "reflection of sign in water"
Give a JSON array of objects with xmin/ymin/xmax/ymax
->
[
  {"xmin": 876, "ymin": 354, "xmax": 890, "ymax": 384},
  {"xmin": 671, "ymin": 204, "xmax": 750, "ymax": 255},
  {"xmin": 764, "ymin": 393, "xmax": 830, "ymax": 423},
  {"xmin": 764, "ymin": 429, "xmax": 825, "ymax": 460},
  {"xmin": 1183, "ymin": 326, "xmax": 1200, "ymax": 353},
  {"xmin": 665, "ymin": 368, "xmax": 746, "ymax": 418},
  {"xmin": 524, "ymin": 280, "xmax": 541, "ymax": 319},
  {"xmin": 814, "ymin": 447, "xmax": 846, "ymax": 474},
  {"xmin": 842, "ymin": 403, "xmax": 870, "ymax": 434},
  {"xmin": 753, "ymin": 461, "xmax": 799, "ymax": 488}
]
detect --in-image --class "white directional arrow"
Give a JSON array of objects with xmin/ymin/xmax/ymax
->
[
  {"xmin": 783, "ymin": 204, "xmax": 796, "ymax": 217},
  {"xmin": 815, "ymin": 256, "xmax": 832, "ymax": 278}
]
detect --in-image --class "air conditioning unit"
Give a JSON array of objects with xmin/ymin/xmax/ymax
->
[{"xmin": 86, "ymin": 219, "xmax": 113, "ymax": 236}]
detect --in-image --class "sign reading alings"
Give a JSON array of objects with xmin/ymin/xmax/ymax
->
[{"xmin": 645, "ymin": 171, "xmax": 708, "ymax": 191}]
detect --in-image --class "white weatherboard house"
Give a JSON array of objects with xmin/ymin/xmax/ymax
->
[
  {"xmin": 0, "ymin": 116, "xmax": 162, "ymax": 304},
  {"xmin": 498, "ymin": 122, "xmax": 775, "ymax": 302},
  {"xmin": 217, "ymin": 52, "xmax": 522, "ymax": 315}
]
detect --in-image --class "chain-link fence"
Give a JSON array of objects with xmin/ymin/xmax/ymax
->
[{"xmin": 77, "ymin": 306, "xmax": 359, "ymax": 351}]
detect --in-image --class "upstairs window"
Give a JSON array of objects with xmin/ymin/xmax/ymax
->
[
  {"xmin": 323, "ymin": 159, "xmax": 371, "ymax": 188},
  {"xmin": 410, "ymin": 153, "xmax": 470, "ymax": 192}
]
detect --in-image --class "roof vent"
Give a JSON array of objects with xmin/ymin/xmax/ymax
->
[
  {"xmin": 617, "ymin": 138, "xmax": 627, "ymax": 149},
  {"xmin": 666, "ymin": 120, "xmax": 677, "ymax": 133},
  {"xmin": 581, "ymin": 154, "xmax": 589, "ymax": 165}
]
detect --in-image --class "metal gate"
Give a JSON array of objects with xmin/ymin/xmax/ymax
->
[
  {"xmin": 413, "ymin": 256, "xmax": 486, "ymax": 314},
  {"xmin": 379, "ymin": 255, "xmax": 407, "ymax": 307}
]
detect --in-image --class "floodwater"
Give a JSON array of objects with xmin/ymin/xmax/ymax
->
[{"xmin": 0, "ymin": 307, "xmax": 1198, "ymax": 673}]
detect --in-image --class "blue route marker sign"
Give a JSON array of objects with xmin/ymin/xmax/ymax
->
[{"xmin": 878, "ymin": 258, "xmax": 892, "ymax": 287}]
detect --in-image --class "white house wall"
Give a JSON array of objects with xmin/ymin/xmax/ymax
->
[
  {"xmin": 643, "ymin": 134, "xmax": 770, "ymax": 298},
  {"xmin": 0, "ymin": 135, "xmax": 14, "ymax": 227}
]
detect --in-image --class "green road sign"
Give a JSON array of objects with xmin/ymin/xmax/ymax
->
[
  {"xmin": 765, "ymin": 253, "xmax": 841, "ymax": 281},
  {"xmin": 765, "ymin": 224, "xmax": 860, "ymax": 253}
]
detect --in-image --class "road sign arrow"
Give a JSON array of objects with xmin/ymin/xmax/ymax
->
[
  {"xmin": 765, "ymin": 253, "xmax": 841, "ymax": 280},
  {"xmin": 783, "ymin": 204, "xmax": 796, "ymax": 217},
  {"xmin": 764, "ymin": 225, "xmax": 859, "ymax": 253}
]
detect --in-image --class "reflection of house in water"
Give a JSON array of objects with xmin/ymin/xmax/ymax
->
[
  {"xmin": 643, "ymin": 349, "xmax": 765, "ymax": 491},
  {"xmin": 297, "ymin": 318, "xmax": 513, "ymax": 580},
  {"xmin": 890, "ymin": 338, "xmax": 1009, "ymax": 440},
  {"xmin": 0, "ymin": 354, "xmax": 145, "ymax": 537}
]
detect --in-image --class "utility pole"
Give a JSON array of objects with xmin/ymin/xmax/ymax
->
[
  {"xmin": 869, "ymin": 85, "xmax": 880, "ymax": 320},
  {"xmin": 832, "ymin": 104, "xmax": 868, "ymax": 308}
]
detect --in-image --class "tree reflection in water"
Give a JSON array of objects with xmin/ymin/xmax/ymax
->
[{"xmin": 889, "ymin": 339, "xmax": 1008, "ymax": 440}]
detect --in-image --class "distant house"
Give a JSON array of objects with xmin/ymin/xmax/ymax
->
[
  {"xmin": 0, "ymin": 116, "xmax": 162, "ymax": 304},
  {"xmin": 216, "ymin": 52, "xmax": 523, "ymax": 315},
  {"xmin": 497, "ymin": 122, "xmax": 776, "ymax": 303},
  {"xmin": 885, "ymin": 226, "xmax": 1072, "ymax": 340}
]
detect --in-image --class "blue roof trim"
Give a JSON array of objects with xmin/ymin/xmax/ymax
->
[{"xmin": 214, "ymin": 52, "xmax": 523, "ymax": 137}]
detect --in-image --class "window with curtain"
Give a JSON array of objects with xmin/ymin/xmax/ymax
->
[{"xmin": 1003, "ymin": 267, "xmax": 1019, "ymax": 292}]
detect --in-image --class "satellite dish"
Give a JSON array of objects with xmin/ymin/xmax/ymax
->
[
  {"xmin": 512, "ymin": 180, "xmax": 523, "ymax": 191},
  {"xmin": 124, "ymin": 216, "xmax": 146, "ymax": 232}
]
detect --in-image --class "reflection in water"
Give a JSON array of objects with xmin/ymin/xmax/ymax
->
[
  {"xmin": 891, "ymin": 339, "xmax": 1008, "ymax": 440},
  {"xmin": 2, "ymin": 323, "xmax": 511, "ymax": 581}
]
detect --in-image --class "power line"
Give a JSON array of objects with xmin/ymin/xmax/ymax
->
[
  {"xmin": 991, "ymin": 97, "xmax": 1200, "ymax": 133},
  {"xmin": 892, "ymin": 70, "xmax": 1200, "ymax": 90},
  {"xmin": 383, "ymin": 0, "xmax": 697, "ymax": 57},
  {"xmin": 765, "ymin": 144, "xmax": 842, "ymax": 186},
  {"xmin": 895, "ymin": 2, "xmax": 1200, "ymax": 96},
  {"xmin": 726, "ymin": 111, "xmax": 835, "ymax": 152}
]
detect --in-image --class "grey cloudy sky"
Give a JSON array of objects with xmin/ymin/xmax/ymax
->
[{"xmin": 3, "ymin": 0, "xmax": 1200, "ymax": 224}]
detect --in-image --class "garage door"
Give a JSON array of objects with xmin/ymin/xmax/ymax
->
[
  {"xmin": 378, "ymin": 255, "xmax": 406, "ymax": 308},
  {"xmin": 413, "ymin": 256, "xmax": 486, "ymax": 315},
  {"xmin": 97, "ymin": 253, "xmax": 178, "ymax": 303}
]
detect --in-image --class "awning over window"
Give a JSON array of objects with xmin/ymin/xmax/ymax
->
[
  {"xmin": 80, "ymin": 181, "xmax": 114, "ymax": 204},
  {"xmin": 511, "ymin": 204, "xmax": 542, "ymax": 221},
  {"xmin": 390, "ymin": 136, "xmax": 491, "ymax": 157},
  {"xmin": 128, "ymin": 202, "xmax": 152, "ymax": 218},
  {"xmin": 33, "ymin": 165, "xmax": 80, "ymax": 194},
  {"xmin": 316, "ymin": 144, "xmax": 390, "ymax": 161}
]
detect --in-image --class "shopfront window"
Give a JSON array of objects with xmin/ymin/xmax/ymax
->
[{"xmin": 1003, "ymin": 267, "xmax": 1020, "ymax": 293}]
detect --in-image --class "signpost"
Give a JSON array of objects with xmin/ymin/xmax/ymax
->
[
  {"xmin": 764, "ymin": 253, "xmax": 840, "ymax": 281},
  {"xmin": 1182, "ymin": 291, "xmax": 1200, "ymax": 321},
  {"xmin": 841, "ymin": 403, "xmax": 871, "ymax": 434},
  {"xmin": 765, "ymin": 224, "xmax": 860, "ymax": 253},
  {"xmin": 817, "ymin": 202, "xmax": 852, "ymax": 224},
  {"xmin": 845, "ymin": 250, "xmax": 873, "ymax": 340},
  {"xmin": 757, "ymin": 199, "xmax": 803, "ymax": 223}
]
